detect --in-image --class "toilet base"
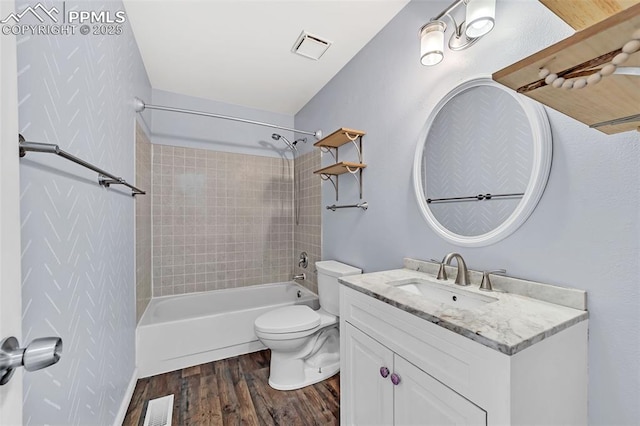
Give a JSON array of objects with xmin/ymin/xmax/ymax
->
[
  {"xmin": 268, "ymin": 359, "xmax": 340, "ymax": 391},
  {"xmin": 267, "ymin": 329, "xmax": 340, "ymax": 391}
]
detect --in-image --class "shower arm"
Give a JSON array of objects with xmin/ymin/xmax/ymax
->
[
  {"xmin": 281, "ymin": 135, "xmax": 297, "ymax": 152},
  {"xmin": 133, "ymin": 98, "xmax": 323, "ymax": 140}
]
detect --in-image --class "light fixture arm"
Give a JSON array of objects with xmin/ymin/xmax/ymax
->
[
  {"xmin": 432, "ymin": 0, "xmax": 467, "ymax": 22},
  {"xmin": 433, "ymin": 0, "xmax": 471, "ymax": 38},
  {"xmin": 443, "ymin": 12, "xmax": 464, "ymax": 38}
]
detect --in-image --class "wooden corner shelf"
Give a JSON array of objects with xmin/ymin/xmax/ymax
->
[
  {"xmin": 493, "ymin": 3, "xmax": 640, "ymax": 135},
  {"xmin": 313, "ymin": 162, "xmax": 367, "ymax": 176},
  {"xmin": 314, "ymin": 128, "xmax": 366, "ymax": 148}
]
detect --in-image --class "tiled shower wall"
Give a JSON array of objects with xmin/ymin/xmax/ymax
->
[
  {"xmin": 135, "ymin": 123, "xmax": 152, "ymax": 321},
  {"xmin": 293, "ymin": 150, "xmax": 322, "ymax": 293},
  {"xmin": 151, "ymin": 144, "xmax": 294, "ymax": 296}
]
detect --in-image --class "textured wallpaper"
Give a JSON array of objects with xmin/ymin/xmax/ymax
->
[{"xmin": 16, "ymin": 0, "xmax": 151, "ymax": 424}]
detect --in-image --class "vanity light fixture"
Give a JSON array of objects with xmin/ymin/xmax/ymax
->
[
  {"xmin": 420, "ymin": 21, "xmax": 447, "ymax": 66},
  {"xmin": 419, "ymin": 0, "xmax": 496, "ymax": 66},
  {"xmin": 465, "ymin": 0, "xmax": 496, "ymax": 38}
]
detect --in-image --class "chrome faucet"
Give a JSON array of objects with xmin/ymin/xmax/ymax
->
[
  {"xmin": 293, "ymin": 273, "xmax": 306, "ymax": 281},
  {"xmin": 440, "ymin": 253, "xmax": 470, "ymax": 286}
]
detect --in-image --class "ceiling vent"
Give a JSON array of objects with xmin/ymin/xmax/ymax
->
[{"xmin": 291, "ymin": 31, "xmax": 332, "ymax": 60}]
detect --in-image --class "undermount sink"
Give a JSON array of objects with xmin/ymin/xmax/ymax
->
[{"xmin": 388, "ymin": 278, "xmax": 498, "ymax": 310}]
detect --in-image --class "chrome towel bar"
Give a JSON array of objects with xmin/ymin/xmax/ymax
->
[
  {"xmin": 18, "ymin": 134, "xmax": 145, "ymax": 196},
  {"xmin": 326, "ymin": 202, "xmax": 368, "ymax": 211},
  {"xmin": 426, "ymin": 192, "xmax": 523, "ymax": 204}
]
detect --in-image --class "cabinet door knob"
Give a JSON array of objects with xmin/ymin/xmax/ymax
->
[
  {"xmin": 379, "ymin": 366, "xmax": 390, "ymax": 378},
  {"xmin": 390, "ymin": 373, "xmax": 401, "ymax": 385}
]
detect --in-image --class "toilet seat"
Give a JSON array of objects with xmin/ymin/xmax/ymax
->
[{"xmin": 255, "ymin": 305, "xmax": 320, "ymax": 334}]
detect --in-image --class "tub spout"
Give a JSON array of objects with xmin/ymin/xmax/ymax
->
[{"xmin": 293, "ymin": 273, "xmax": 306, "ymax": 281}]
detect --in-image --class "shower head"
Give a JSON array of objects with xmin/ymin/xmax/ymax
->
[{"xmin": 271, "ymin": 133, "xmax": 297, "ymax": 152}]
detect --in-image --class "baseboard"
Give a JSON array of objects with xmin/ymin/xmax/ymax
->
[{"xmin": 113, "ymin": 367, "xmax": 138, "ymax": 426}]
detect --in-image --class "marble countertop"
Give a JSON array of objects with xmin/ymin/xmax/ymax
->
[{"xmin": 339, "ymin": 260, "xmax": 588, "ymax": 356}]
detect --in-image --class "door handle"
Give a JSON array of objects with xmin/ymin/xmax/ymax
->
[{"xmin": 0, "ymin": 336, "xmax": 62, "ymax": 385}]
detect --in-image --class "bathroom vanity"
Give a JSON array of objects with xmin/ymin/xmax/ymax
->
[{"xmin": 339, "ymin": 258, "xmax": 588, "ymax": 425}]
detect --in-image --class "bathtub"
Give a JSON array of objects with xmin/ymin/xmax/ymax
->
[{"xmin": 136, "ymin": 282, "xmax": 319, "ymax": 378}]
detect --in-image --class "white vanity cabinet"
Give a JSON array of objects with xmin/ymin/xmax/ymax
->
[
  {"xmin": 344, "ymin": 323, "xmax": 485, "ymax": 425},
  {"xmin": 340, "ymin": 285, "xmax": 588, "ymax": 426},
  {"xmin": 393, "ymin": 354, "xmax": 485, "ymax": 425},
  {"xmin": 343, "ymin": 324, "xmax": 394, "ymax": 425}
]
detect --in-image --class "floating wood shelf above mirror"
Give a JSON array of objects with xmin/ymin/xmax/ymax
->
[
  {"xmin": 540, "ymin": 0, "xmax": 640, "ymax": 30},
  {"xmin": 493, "ymin": 3, "xmax": 640, "ymax": 135}
]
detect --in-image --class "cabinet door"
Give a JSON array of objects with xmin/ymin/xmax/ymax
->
[
  {"xmin": 343, "ymin": 323, "xmax": 394, "ymax": 426},
  {"xmin": 394, "ymin": 356, "xmax": 486, "ymax": 426}
]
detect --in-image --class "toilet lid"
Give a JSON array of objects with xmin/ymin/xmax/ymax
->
[{"xmin": 255, "ymin": 305, "xmax": 320, "ymax": 334}]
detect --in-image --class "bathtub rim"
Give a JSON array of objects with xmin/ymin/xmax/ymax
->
[{"xmin": 138, "ymin": 281, "xmax": 318, "ymax": 327}]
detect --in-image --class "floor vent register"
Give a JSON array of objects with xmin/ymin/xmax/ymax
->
[{"xmin": 143, "ymin": 394, "xmax": 174, "ymax": 426}]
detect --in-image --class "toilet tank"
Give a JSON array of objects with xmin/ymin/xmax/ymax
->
[{"xmin": 316, "ymin": 260, "xmax": 362, "ymax": 316}]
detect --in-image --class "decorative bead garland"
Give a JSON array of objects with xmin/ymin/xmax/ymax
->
[{"xmin": 538, "ymin": 28, "xmax": 640, "ymax": 90}]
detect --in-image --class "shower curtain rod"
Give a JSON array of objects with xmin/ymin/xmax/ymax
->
[{"xmin": 133, "ymin": 98, "xmax": 322, "ymax": 139}]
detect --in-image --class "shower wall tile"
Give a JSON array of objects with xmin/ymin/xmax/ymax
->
[
  {"xmin": 151, "ymin": 145, "xmax": 293, "ymax": 296},
  {"xmin": 294, "ymin": 150, "xmax": 322, "ymax": 294},
  {"xmin": 136, "ymin": 123, "xmax": 152, "ymax": 321},
  {"xmin": 17, "ymin": 1, "xmax": 151, "ymax": 424}
]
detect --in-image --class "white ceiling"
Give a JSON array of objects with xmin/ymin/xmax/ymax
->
[{"xmin": 123, "ymin": 0, "xmax": 410, "ymax": 115}]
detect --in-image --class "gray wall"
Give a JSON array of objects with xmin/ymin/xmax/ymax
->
[
  {"xmin": 150, "ymin": 88, "xmax": 295, "ymax": 158},
  {"xmin": 295, "ymin": 0, "xmax": 639, "ymax": 424},
  {"xmin": 17, "ymin": 0, "xmax": 151, "ymax": 424}
]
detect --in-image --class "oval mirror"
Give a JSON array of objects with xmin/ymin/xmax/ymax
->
[{"xmin": 413, "ymin": 77, "xmax": 552, "ymax": 247}]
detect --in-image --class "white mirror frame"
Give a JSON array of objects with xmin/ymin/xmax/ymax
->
[{"xmin": 413, "ymin": 76, "xmax": 552, "ymax": 247}]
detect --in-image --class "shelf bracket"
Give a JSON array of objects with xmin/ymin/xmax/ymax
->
[
  {"xmin": 320, "ymin": 174, "xmax": 339, "ymax": 201},
  {"xmin": 320, "ymin": 146, "xmax": 337, "ymax": 162},
  {"xmin": 345, "ymin": 133, "xmax": 363, "ymax": 163},
  {"xmin": 345, "ymin": 165, "xmax": 363, "ymax": 200}
]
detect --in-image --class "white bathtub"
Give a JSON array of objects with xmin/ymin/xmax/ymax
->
[{"xmin": 136, "ymin": 282, "xmax": 319, "ymax": 378}]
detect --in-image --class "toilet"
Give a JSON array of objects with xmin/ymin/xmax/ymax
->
[{"xmin": 254, "ymin": 260, "xmax": 361, "ymax": 390}]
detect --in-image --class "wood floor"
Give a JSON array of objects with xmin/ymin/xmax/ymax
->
[{"xmin": 122, "ymin": 350, "xmax": 340, "ymax": 425}]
